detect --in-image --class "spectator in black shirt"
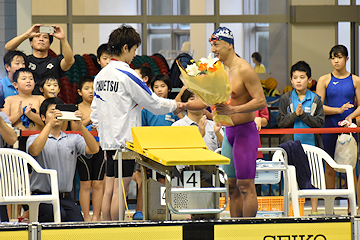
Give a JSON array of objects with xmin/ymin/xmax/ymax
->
[{"xmin": 5, "ymin": 24, "xmax": 75, "ymax": 94}]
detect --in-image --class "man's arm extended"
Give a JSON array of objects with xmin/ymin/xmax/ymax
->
[
  {"xmin": 52, "ymin": 25, "xmax": 75, "ymax": 71},
  {"xmin": 5, "ymin": 24, "xmax": 42, "ymax": 51}
]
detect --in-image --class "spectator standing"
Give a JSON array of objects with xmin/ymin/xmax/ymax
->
[
  {"xmin": 252, "ymin": 52, "xmax": 266, "ymax": 73},
  {"xmin": 90, "ymin": 25, "xmax": 184, "ymax": 220},
  {"xmin": 5, "ymin": 24, "xmax": 75, "ymax": 94},
  {"xmin": 76, "ymin": 75, "xmax": 105, "ymax": 222},
  {"xmin": 316, "ymin": 45, "xmax": 360, "ymax": 214},
  {"xmin": 277, "ymin": 61, "xmax": 325, "ymax": 215}
]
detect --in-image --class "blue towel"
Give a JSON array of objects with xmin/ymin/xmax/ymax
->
[
  {"xmin": 20, "ymin": 106, "xmax": 34, "ymax": 128},
  {"xmin": 86, "ymin": 124, "xmax": 93, "ymax": 131},
  {"xmin": 279, "ymin": 140, "xmax": 315, "ymax": 190},
  {"xmin": 86, "ymin": 124, "xmax": 99, "ymax": 142}
]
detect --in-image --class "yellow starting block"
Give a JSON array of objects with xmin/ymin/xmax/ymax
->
[{"xmin": 126, "ymin": 126, "xmax": 230, "ymax": 220}]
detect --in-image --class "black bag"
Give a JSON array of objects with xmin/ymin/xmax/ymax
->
[{"xmin": 169, "ymin": 53, "xmax": 193, "ymax": 88}]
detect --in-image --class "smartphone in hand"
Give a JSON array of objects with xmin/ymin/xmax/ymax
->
[
  {"xmin": 55, "ymin": 104, "xmax": 81, "ymax": 121},
  {"xmin": 39, "ymin": 26, "xmax": 54, "ymax": 34}
]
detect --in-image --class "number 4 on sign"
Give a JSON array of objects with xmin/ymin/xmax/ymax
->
[
  {"xmin": 183, "ymin": 171, "xmax": 200, "ymax": 188},
  {"xmin": 160, "ymin": 187, "xmax": 166, "ymax": 206}
]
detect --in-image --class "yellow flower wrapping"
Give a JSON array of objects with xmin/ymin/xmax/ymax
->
[{"xmin": 177, "ymin": 60, "xmax": 234, "ymax": 126}]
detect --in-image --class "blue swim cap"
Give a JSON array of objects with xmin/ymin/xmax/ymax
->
[{"xmin": 209, "ymin": 27, "xmax": 234, "ymax": 45}]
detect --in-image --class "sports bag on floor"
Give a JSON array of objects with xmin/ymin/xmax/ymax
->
[{"xmin": 334, "ymin": 133, "xmax": 357, "ymax": 172}]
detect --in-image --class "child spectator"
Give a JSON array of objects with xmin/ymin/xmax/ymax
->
[
  {"xmin": 131, "ymin": 74, "xmax": 179, "ymax": 220},
  {"xmin": 39, "ymin": 77, "xmax": 61, "ymax": 99},
  {"xmin": 277, "ymin": 60, "xmax": 325, "ymax": 215},
  {"xmin": 3, "ymin": 68, "xmax": 45, "ymax": 131},
  {"xmin": 26, "ymin": 97, "xmax": 99, "ymax": 222},
  {"xmin": 40, "ymin": 76, "xmax": 70, "ymax": 132},
  {"xmin": 175, "ymin": 85, "xmax": 209, "ymax": 120},
  {"xmin": 0, "ymin": 50, "xmax": 26, "ymax": 106},
  {"xmin": 97, "ymin": 44, "xmax": 126, "ymax": 221},
  {"xmin": 95, "ymin": 44, "xmax": 114, "ymax": 222},
  {"xmin": 316, "ymin": 45, "xmax": 360, "ymax": 214},
  {"xmin": 76, "ymin": 75, "xmax": 105, "ymax": 222},
  {"xmin": 97, "ymin": 43, "xmax": 111, "ymax": 69},
  {"xmin": 252, "ymin": 52, "xmax": 266, "ymax": 73},
  {"xmin": 142, "ymin": 74, "xmax": 179, "ymax": 126},
  {"xmin": 94, "ymin": 44, "xmax": 110, "ymax": 221},
  {"xmin": 134, "ymin": 65, "xmax": 154, "ymax": 86},
  {"xmin": 95, "ymin": 44, "xmax": 112, "ymax": 222}
]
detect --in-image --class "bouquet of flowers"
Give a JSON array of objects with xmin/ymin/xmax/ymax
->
[{"xmin": 177, "ymin": 54, "xmax": 234, "ymax": 126}]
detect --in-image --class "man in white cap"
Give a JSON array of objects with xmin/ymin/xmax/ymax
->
[{"xmin": 209, "ymin": 27, "xmax": 266, "ymax": 217}]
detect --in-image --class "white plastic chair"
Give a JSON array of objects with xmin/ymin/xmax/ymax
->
[
  {"xmin": 287, "ymin": 144, "xmax": 356, "ymax": 217},
  {"xmin": 0, "ymin": 148, "xmax": 60, "ymax": 223}
]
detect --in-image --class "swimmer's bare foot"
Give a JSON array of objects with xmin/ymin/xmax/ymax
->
[{"xmin": 91, "ymin": 215, "xmax": 100, "ymax": 222}]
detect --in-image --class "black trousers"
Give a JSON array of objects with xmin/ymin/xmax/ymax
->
[
  {"xmin": 0, "ymin": 205, "xmax": 9, "ymax": 222},
  {"xmin": 36, "ymin": 193, "xmax": 84, "ymax": 222}
]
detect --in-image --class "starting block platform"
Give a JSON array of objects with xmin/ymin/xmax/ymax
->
[{"xmin": 126, "ymin": 126, "xmax": 230, "ymax": 220}]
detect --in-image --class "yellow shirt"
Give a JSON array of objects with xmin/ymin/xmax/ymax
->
[{"xmin": 255, "ymin": 64, "xmax": 266, "ymax": 73}]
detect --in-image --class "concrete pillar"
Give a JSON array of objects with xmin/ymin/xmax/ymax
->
[{"xmin": 0, "ymin": 0, "xmax": 18, "ymax": 78}]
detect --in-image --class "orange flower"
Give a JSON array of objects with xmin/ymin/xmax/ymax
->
[
  {"xmin": 198, "ymin": 63, "xmax": 208, "ymax": 71},
  {"xmin": 208, "ymin": 66, "xmax": 218, "ymax": 72},
  {"xmin": 208, "ymin": 61, "xmax": 221, "ymax": 72}
]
